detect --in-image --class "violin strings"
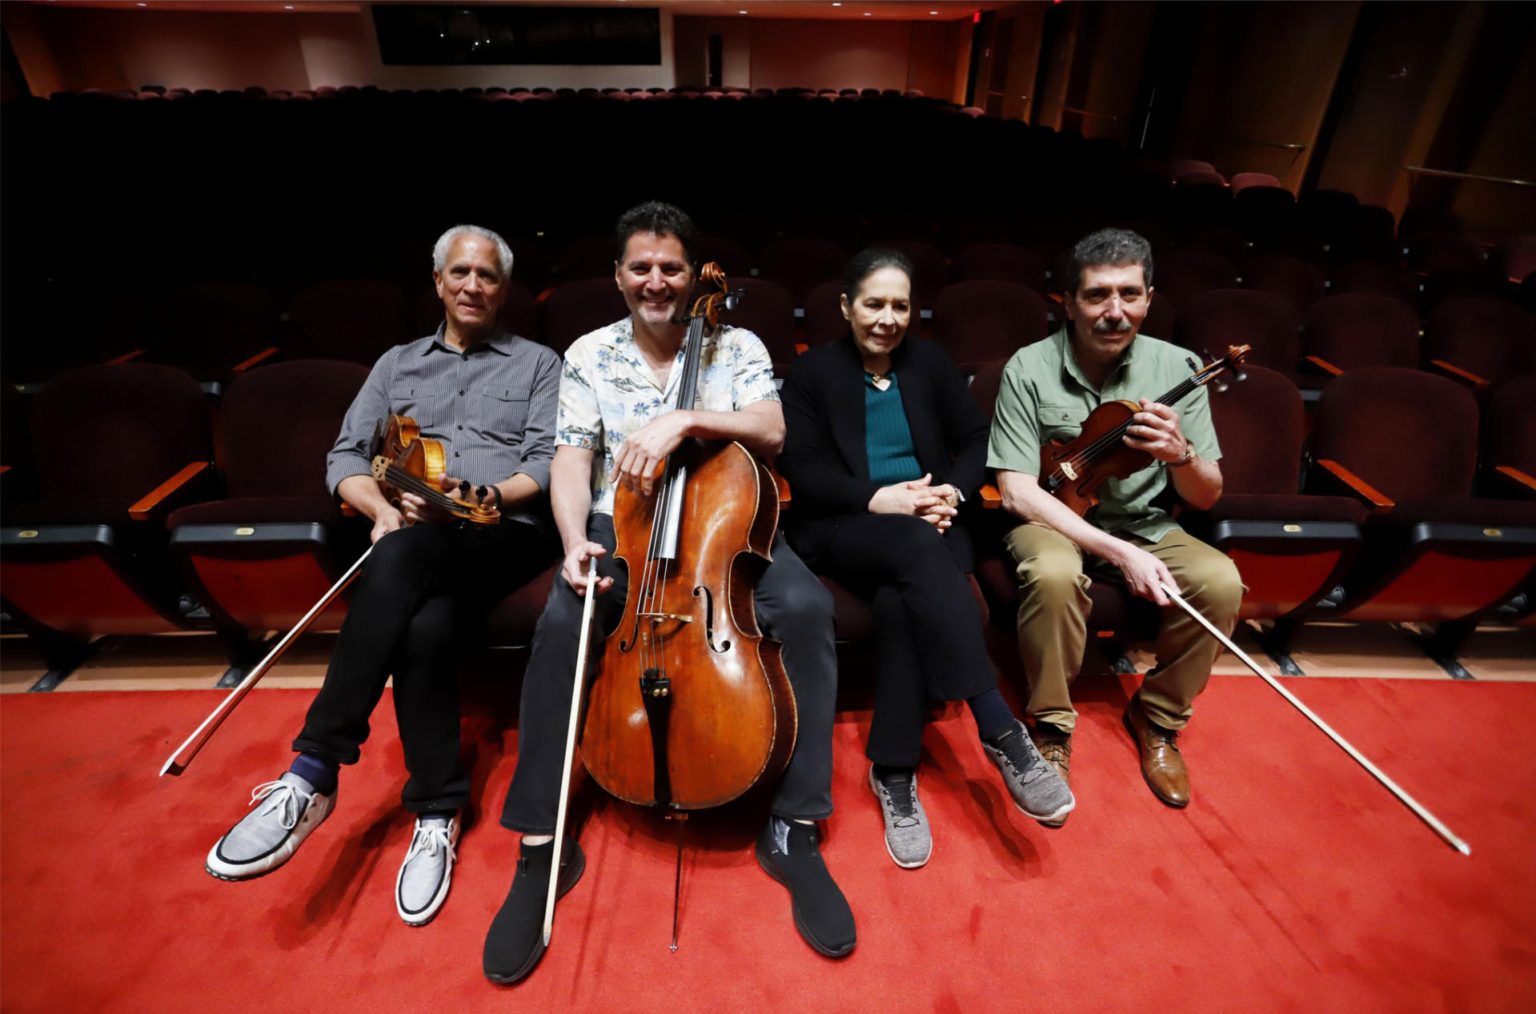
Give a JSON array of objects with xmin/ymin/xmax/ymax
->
[{"xmin": 384, "ymin": 465, "xmax": 475, "ymax": 513}]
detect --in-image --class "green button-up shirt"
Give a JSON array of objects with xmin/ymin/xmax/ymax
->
[{"xmin": 986, "ymin": 328, "xmax": 1222, "ymax": 543}]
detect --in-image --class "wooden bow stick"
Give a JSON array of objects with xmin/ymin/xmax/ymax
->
[
  {"xmin": 159, "ymin": 547, "xmax": 373, "ymax": 778},
  {"xmin": 545, "ymin": 555, "xmax": 601, "ymax": 946},
  {"xmin": 1161, "ymin": 581, "xmax": 1470, "ymax": 855}
]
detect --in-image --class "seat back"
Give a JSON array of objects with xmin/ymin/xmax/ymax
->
[
  {"xmin": 1304, "ymin": 294, "xmax": 1421, "ymax": 371},
  {"xmin": 1152, "ymin": 250, "xmax": 1239, "ymax": 310},
  {"xmin": 287, "ymin": 280, "xmax": 412, "ymax": 363},
  {"xmin": 541, "ymin": 278, "xmax": 629, "ymax": 356},
  {"xmin": 951, "ymin": 243, "xmax": 1046, "ymax": 289},
  {"xmin": 725, "ymin": 278, "xmax": 797, "ymax": 370},
  {"xmin": 1424, "ymin": 298, "xmax": 1536, "ymax": 380},
  {"xmin": 1179, "ymin": 289, "xmax": 1300, "ymax": 373},
  {"xmin": 32, "ymin": 363, "xmax": 211, "ymax": 500},
  {"xmin": 1311, "ymin": 367, "xmax": 1478, "ymax": 502},
  {"xmin": 220, "ymin": 360, "xmax": 372, "ymax": 500},
  {"xmin": 930, "ymin": 281, "xmax": 1049, "ymax": 372},
  {"xmin": 1487, "ymin": 375, "xmax": 1536, "ymax": 477},
  {"xmin": 1206, "ymin": 365, "xmax": 1304, "ymax": 495}
]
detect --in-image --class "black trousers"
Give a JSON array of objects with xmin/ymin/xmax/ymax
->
[
  {"xmin": 499, "ymin": 513, "xmax": 839, "ymax": 834},
  {"xmin": 806, "ymin": 514, "xmax": 993, "ymax": 769},
  {"xmin": 293, "ymin": 519, "xmax": 555, "ymax": 813}
]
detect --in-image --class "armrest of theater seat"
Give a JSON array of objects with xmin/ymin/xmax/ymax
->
[
  {"xmin": 129, "ymin": 461, "xmax": 214, "ymax": 521},
  {"xmin": 339, "ymin": 501, "xmax": 361, "ymax": 517},
  {"xmin": 231, "ymin": 346, "xmax": 281, "ymax": 374},
  {"xmin": 1302, "ymin": 354, "xmax": 1344, "ymax": 377},
  {"xmin": 104, "ymin": 349, "xmax": 146, "ymax": 365},
  {"xmin": 1495, "ymin": 465, "xmax": 1536, "ymax": 499},
  {"xmin": 980, "ymin": 483, "xmax": 1002, "ymax": 508},
  {"xmin": 794, "ymin": 342, "xmax": 808, "ymax": 355},
  {"xmin": 1315, "ymin": 459, "xmax": 1395, "ymax": 514},
  {"xmin": 1427, "ymin": 358, "xmax": 1491, "ymax": 390}
]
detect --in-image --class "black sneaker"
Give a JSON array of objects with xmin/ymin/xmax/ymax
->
[
  {"xmin": 483, "ymin": 839, "xmax": 586, "ymax": 985},
  {"xmin": 754, "ymin": 816, "xmax": 856, "ymax": 958}
]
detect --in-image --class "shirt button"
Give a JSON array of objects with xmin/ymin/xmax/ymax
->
[
  {"xmin": 457, "ymin": 425, "xmax": 463, "ymax": 430},
  {"xmin": 459, "ymin": 390, "xmax": 465, "ymax": 396},
  {"xmin": 454, "ymin": 451, "xmax": 461, "ymax": 457}
]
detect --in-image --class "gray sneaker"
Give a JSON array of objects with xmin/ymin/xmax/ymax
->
[
  {"xmin": 396, "ymin": 814, "xmax": 459, "ymax": 926},
  {"xmin": 206, "ymin": 772, "xmax": 335, "ymax": 880},
  {"xmin": 982, "ymin": 721, "xmax": 1075, "ymax": 823},
  {"xmin": 868, "ymin": 766, "xmax": 932, "ymax": 869}
]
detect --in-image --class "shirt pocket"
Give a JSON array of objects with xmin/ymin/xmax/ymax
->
[
  {"xmin": 387, "ymin": 385, "xmax": 420, "ymax": 423},
  {"xmin": 1038, "ymin": 402, "xmax": 1086, "ymax": 443},
  {"xmin": 480, "ymin": 388, "xmax": 530, "ymax": 441}
]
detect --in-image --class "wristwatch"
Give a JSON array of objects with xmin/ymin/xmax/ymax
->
[{"xmin": 1170, "ymin": 444, "xmax": 1197, "ymax": 468}]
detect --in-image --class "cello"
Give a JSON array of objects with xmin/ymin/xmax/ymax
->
[
  {"xmin": 1040, "ymin": 344, "xmax": 1249, "ymax": 516},
  {"xmin": 578, "ymin": 263, "xmax": 796, "ymax": 811}
]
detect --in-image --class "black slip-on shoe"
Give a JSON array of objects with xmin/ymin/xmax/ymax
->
[
  {"xmin": 483, "ymin": 840, "xmax": 586, "ymax": 985},
  {"xmin": 754, "ymin": 817, "xmax": 856, "ymax": 958}
]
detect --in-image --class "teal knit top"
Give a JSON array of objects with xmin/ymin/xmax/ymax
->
[{"xmin": 864, "ymin": 371, "xmax": 923, "ymax": 486}]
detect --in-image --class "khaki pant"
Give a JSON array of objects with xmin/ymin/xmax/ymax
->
[{"xmin": 1005, "ymin": 523, "xmax": 1243, "ymax": 733}]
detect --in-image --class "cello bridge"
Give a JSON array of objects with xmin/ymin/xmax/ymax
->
[{"xmin": 639, "ymin": 611, "xmax": 693, "ymax": 624}]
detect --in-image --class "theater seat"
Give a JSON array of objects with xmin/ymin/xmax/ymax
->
[
  {"xmin": 1423, "ymin": 297, "xmax": 1536, "ymax": 390},
  {"xmin": 930, "ymin": 281, "xmax": 1050, "ymax": 375},
  {"xmin": 541, "ymin": 279, "xmax": 629, "ymax": 357},
  {"xmin": 725, "ymin": 278, "xmax": 798, "ymax": 374},
  {"xmin": 1302, "ymin": 294, "xmax": 1421, "ymax": 378},
  {"xmin": 287, "ymin": 280, "xmax": 413, "ymax": 363},
  {"xmin": 167, "ymin": 360, "xmax": 371, "ymax": 681},
  {"xmin": 1179, "ymin": 288, "xmax": 1301, "ymax": 375},
  {"xmin": 1, "ymin": 364, "xmax": 215, "ymax": 688},
  {"xmin": 1308, "ymin": 368, "xmax": 1536, "ymax": 675},
  {"xmin": 1184, "ymin": 366, "xmax": 1365, "ymax": 672}
]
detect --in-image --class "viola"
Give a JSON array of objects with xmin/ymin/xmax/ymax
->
[
  {"xmin": 369, "ymin": 414, "xmax": 500, "ymax": 525},
  {"xmin": 579, "ymin": 264, "xmax": 796, "ymax": 810},
  {"xmin": 1040, "ymin": 344, "xmax": 1249, "ymax": 516}
]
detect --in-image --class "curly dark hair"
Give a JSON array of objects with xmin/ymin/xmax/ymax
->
[
  {"xmin": 1064, "ymin": 228, "xmax": 1154, "ymax": 295},
  {"xmin": 613, "ymin": 201, "xmax": 701, "ymax": 267}
]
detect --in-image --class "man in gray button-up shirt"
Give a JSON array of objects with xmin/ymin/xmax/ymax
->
[{"xmin": 206, "ymin": 225, "xmax": 560, "ymax": 930}]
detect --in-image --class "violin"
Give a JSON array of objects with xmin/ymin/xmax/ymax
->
[
  {"xmin": 1040, "ymin": 344, "xmax": 1249, "ymax": 517},
  {"xmin": 369, "ymin": 414, "xmax": 500, "ymax": 526},
  {"xmin": 579, "ymin": 264, "xmax": 796, "ymax": 811}
]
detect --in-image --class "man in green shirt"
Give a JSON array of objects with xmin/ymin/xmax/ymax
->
[{"xmin": 987, "ymin": 228, "xmax": 1243, "ymax": 819}]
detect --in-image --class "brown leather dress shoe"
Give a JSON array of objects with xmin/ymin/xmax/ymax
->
[
  {"xmin": 1031, "ymin": 725, "xmax": 1073, "ymax": 827},
  {"xmin": 1122, "ymin": 698, "xmax": 1190, "ymax": 808}
]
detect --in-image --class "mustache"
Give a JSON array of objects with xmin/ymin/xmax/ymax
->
[{"xmin": 1093, "ymin": 318, "xmax": 1134, "ymax": 334}]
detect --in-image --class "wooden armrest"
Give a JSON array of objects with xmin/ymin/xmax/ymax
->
[
  {"xmin": 980, "ymin": 483, "xmax": 1002, "ymax": 508},
  {"xmin": 129, "ymin": 461, "xmax": 213, "ymax": 520},
  {"xmin": 105, "ymin": 349, "xmax": 145, "ymax": 365},
  {"xmin": 1495, "ymin": 465, "xmax": 1536, "ymax": 496},
  {"xmin": 1428, "ymin": 358, "xmax": 1490, "ymax": 389},
  {"xmin": 1316, "ymin": 459, "xmax": 1394, "ymax": 512},
  {"xmin": 793, "ymin": 342, "xmax": 808, "ymax": 356},
  {"xmin": 231, "ymin": 346, "xmax": 280, "ymax": 374},
  {"xmin": 1303, "ymin": 354, "xmax": 1343, "ymax": 377},
  {"xmin": 0, "ymin": 465, "xmax": 10, "ymax": 476},
  {"xmin": 339, "ymin": 502, "xmax": 361, "ymax": 517}
]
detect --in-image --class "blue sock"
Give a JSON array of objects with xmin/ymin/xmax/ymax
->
[
  {"xmin": 967, "ymin": 688, "xmax": 1017, "ymax": 743},
  {"xmin": 288, "ymin": 752, "xmax": 338, "ymax": 796}
]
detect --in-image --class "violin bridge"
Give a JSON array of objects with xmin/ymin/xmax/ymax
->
[{"xmin": 1060, "ymin": 462, "xmax": 1078, "ymax": 481}]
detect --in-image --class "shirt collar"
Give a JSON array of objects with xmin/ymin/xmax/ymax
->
[
  {"xmin": 424, "ymin": 322, "xmax": 517, "ymax": 356},
  {"xmin": 1055, "ymin": 326, "xmax": 1141, "ymax": 393}
]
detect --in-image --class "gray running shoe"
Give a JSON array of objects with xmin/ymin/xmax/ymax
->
[
  {"xmin": 868, "ymin": 766, "xmax": 932, "ymax": 869},
  {"xmin": 982, "ymin": 721, "xmax": 1075, "ymax": 823},
  {"xmin": 206, "ymin": 772, "xmax": 335, "ymax": 880},
  {"xmin": 396, "ymin": 814, "xmax": 460, "ymax": 926}
]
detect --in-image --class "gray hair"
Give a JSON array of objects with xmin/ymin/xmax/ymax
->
[
  {"xmin": 432, "ymin": 224, "xmax": 515, "ymax": 278},
  {"xmin": 1065, "ymin": 228, "xmax": 1153, "ymax": 295}
]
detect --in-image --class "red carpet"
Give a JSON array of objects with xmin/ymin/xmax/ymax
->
[{"xmin": 3, "ymin": 675, "xmax": 1534, "ymax": 1012}]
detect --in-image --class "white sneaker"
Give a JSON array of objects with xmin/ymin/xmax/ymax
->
[
  {"xmin": 206, "ymin": 772, "xmax": 335, "ymax": 880},
  {"xmin": 395, "ymin": 814, "xmax": 459, "ymax": 926}
]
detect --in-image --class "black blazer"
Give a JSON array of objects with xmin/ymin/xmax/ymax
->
[{"xmin": 778, "ymin": 333, "xmax": 989, "ymax": 560}]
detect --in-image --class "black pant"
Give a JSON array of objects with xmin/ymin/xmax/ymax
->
[
  {"xmin": 500, "ymin": 513, "xmax": 838, "ymax": 834},
  {"xmin": 807, "ymin": 514, "xmax": 993, "ymax": 769},
  {"xmin": 294, "ymin": 519, "xmax": 555, "ymax": 813}
]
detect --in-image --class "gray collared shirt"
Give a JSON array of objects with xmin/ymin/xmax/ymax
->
[{"xmin": 326, "ymin": 325, "xmax": 561, "ymax": 527}]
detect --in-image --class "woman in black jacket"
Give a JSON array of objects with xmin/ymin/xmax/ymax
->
[{"xmin": 778, "ymin": 248, "xmax": 1073, "ymax": 869}]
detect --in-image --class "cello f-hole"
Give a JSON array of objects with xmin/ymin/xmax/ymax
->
[{"xmin": 693, "ymin": 585, "xmax": 730, "ymax": 654}]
